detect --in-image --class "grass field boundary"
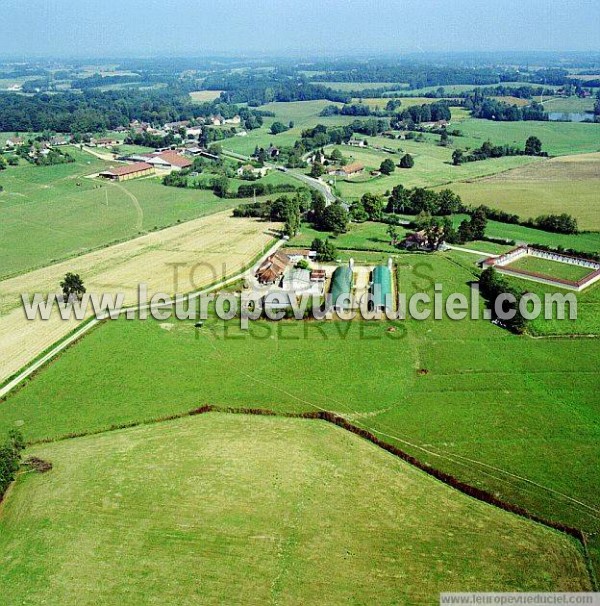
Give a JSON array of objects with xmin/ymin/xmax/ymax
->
[
  {"xmin": 0, "ymin": 236, "xmax": 280, "ymax": 399},
  {"xmin": 17, "ymin": 403, "xmax": 595, "ymax": 587},
  {"xmin": 0, "ymin": 211, "xmax": 241, "ymax": 282},
  {"xmin": 0, "ymin": 315, "xmax": 100, "ymax": 393}
]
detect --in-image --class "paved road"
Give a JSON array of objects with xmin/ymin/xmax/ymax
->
[
  {"xmin": 0, "ymin": 241, "xmax": 282, "ymax": 400},
  {"xmin": 221, "ymin": 148, "xmax": 337, "ymax": 205}
]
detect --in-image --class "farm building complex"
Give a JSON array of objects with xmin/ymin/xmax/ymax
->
[{"xmin": 99, "ymin": 162, "xmax": 155, "ymax": 182}]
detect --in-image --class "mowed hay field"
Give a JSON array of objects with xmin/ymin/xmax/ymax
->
[
  {"xmin": 0, "ymin": 212, "xmax": 279, "ymax": 385},
  {"xmin": 446, "ymin": 153, "xmax": 600, "ymax": 231},
  {"xmin": 0, "ymin": 147, "xmax": 252, "ymax": 278},
  {"xmin": 0, "ymin": 414, "xmax": 591, "ymax": 605}
]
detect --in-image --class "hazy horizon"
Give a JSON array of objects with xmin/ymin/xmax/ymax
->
[{"xmin": 2, "ymin": 0, "xmax": 599, "ymax": 58}]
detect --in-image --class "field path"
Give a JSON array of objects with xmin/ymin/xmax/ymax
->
[
  {"xmin": 0, "ymin": 211, "xmax": 280, "ymax": 387},
  {"xmin": 107, "ymin": 180, "xmax": 144, "ymax": 230}
]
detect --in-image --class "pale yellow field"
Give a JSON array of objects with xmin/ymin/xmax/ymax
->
[
  {"xmin": 0, "ymin": 212, "xmax": 279, "ymax": 384},
  {"xmin": 189, "ymin": 90, "xmax": 224, "ymax": 102},
  {"xmin": 447, "ymin": 153, "xmax": 600, "ymax": 230}
]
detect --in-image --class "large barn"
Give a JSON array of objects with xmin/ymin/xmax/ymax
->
[{"xmin": 99, "ymin": 162, "xmax": 154, "ymax": 182}]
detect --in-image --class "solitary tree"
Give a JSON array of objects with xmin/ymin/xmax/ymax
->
[
  {"xmin": 399, "ymin": 153, "xmax": 414, "ymax": 169},
  {"xmin": 60, "ymin": 272, "xmax": 86, "ymax": 301},
  {"xmin": 379, "ymin": 158, "xmax": 395, "ymax": 175},
  {"xmin": 386, "ymin": 224, "xmax": 399, "ymax": 246},
  {"xmin": 452, "ymin": 149, "xmax": 464, "ymax": 166},
  {"xmin": 524, "ymin": 136, "xmax": 542, "ymax": 156}
]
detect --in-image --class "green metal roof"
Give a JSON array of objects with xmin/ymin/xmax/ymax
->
[
  {"xmin": 371, "ymin": 265, "xmax": 392, "ymax": 310},
  {"xmin": 330, "ymin": 266, "xmax": 353, "ymax": 309}
]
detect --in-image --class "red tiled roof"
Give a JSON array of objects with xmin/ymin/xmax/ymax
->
[
  {"xmin": 156, "ymin": 151, "xmax": 192, "ymax": 168},
  {"xmin": 100, "ymin": 162, "xmax": 153, "ymax": 177}
]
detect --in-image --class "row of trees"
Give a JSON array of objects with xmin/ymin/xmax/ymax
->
[
  {"xmin": 465, "ymin": 94, "xmax": 548, "ymax": 121},
  {"xmin": 452, "ymin": 136, "xmax": 545, "ymax": 165},
  {"xmin": 387, "ymin": 185, "xmax": 464, "ymax": 216},
  {"xmin": 0, "ymin": 88, "xmax": 266, "ymax": 134},
  {"xmin": 0, "ymin": 431, "xmax": 25, "ymax": 502}
]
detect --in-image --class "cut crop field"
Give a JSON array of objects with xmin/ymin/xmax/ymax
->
[
  {"xmin": 189, "ymin": 89, "xmax": 224, "ymax": 102},
  {"xmin": 455, "ymin": 118, "xmax": 600, "ymax": 156},
  {"xmin": 0, "ymin": 212, "xmax": 279, "ymax": 386},
  {"xmin": 0, "ymin": 147, "xmax": 256, "ymax": 278},
  {"xmin": 1, "ymin": 414, "xmax": 589, "ymax": 605},
  {"xmin": 443, "ymin": 153, "xmax": 600, "ymax": 231}
]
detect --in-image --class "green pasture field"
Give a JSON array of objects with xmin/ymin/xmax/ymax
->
[
  {"xmin": 0, "ymin": 414, "xmax": 589, "ymax": 604},
  {"xmin": 444, "ymin": 154, "xmax": 600, "ymax": 231},
  {"xmin": 220, "ymin": 100, "xmax": 357, "ymax": 156},
  {"xmin": 1, "ymin": 253, "xmax": 598, "ymax": 561},
  {"xmin": 0, "ymin": 149, "xmax": 261, "ymax": 278},
  {"xmin": 480, "ymin": 219, "xmax": 600, "ymax": 253},
  {"xmin": 398, "ymin": 82, "xmax": 559, "ymax": 96},
  {"xmin": 455, "ymin": 118, "xmax": 600, "ymax": 156},
  {"xmin": 329, "ymin": 142, "xmax": 541, "ymax": 198},
  {"xmin": 505, "ymin": 254, "xmax": 593, "ymax": 281},
  {"xmin": 353, "ymin": 96, "xmax": 460, "ymax": 109},
  {"xmin": 317, "ymin": 81, "xmax": 405, "ymax": 91},
  {"xmin": 287, "ymin": 220, "xmax": 409, "ymax": 253},
  {"xmin": 541, "ymin": 97, "xmax": 595, "ymax": 114}
]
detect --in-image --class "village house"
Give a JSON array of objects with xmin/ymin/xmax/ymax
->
[
  {"xmin": 346, "ymin": 139, "xmax": 367, "ymax": 147},
  {"xmin": 5, "ymin": 136, "xmax": 24, "ymax": 148},
  {"xmin": 223, "ymin": 115, "xmax": 241, "ymax": 125},
  {"xmin": 236, "ymin": 164, "xmax": 269, "ymax": 178},
  {"xmin": 50, "ymin": 135, "xmax": 72, "ymax": 146},
  {"xmin": 256, "ymin": 250, "xmax": 291, "ymax": 285},
  {"xmin": 267, "ymin": 144, "xmax": 280, "ymax": 158},
  {"xmin": 95, "ymin": 137, "xmax": 119, "ymax": 148},
  {"xmin": 282, "ymin": 248, "xmax": 317, "ymax": 263},
  {"xmin": 327, "ymin": 162, "xmax": 364, "ymax": 177}
]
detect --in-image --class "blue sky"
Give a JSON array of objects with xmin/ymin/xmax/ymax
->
[{"xmin": 2, "ymin": 0, "xmax": 599, "ymax": 57}]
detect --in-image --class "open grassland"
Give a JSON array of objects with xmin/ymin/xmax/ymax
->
[
  {"xmin": 353, "ymin": 96, "xmax": 459, "ymax": 109},
  {"xmin": 0, "ymin": 212, "xmax": 279, "ymax": 385},
  {"xmin": 288, "ymin": 220, "xmax": 409, "ymax": 253},
  {"xmin": 456, "ymin": 118, "xmax": 600, "ymax": 156},
  {"xmin": 0, "ymin": 414, "xmax": 589, "ymax": 605},
  {"xmin": 330, "ymin": 142, "xmax": 541, "ymax": 198},
  {"xmin": 221, "ymin": 100, "xmax": 356, "ymax": 156},
  {"xmin": 318, "ymin": 81, "xmax": 405, "ymax": 91},
  {"xmin": 444, "ymin": 153, "xmax": 600, "ymax": 231},
  {"xmin": 189, "ymin": 90, "xmax": 224, "ymax": 102},
  {"xmin": 0, "ymin": 147, "xmax": 260, "ymax": 278},
  {"xmin": 505, "ymin": 255, "xmax": 594, "ymax": 281},
  {"xmin": 1, "ymin": 254, "xmax": 598, "ymax": 560},
  {"xmin": 541, "ymin": 97, "xmax": 595, "ymax": 114}
]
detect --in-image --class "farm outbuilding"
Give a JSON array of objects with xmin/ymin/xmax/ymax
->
[
  {"xmin": 330, "ymin": 266, "xmax": 353, "ymax": 310},
  {"xmin": 371, "ymin": 265, "xmax": 392, "ymax": 311},
  {"xmin": 99, "ymin": 162, "xmax": 154, "ymax": 182}
]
